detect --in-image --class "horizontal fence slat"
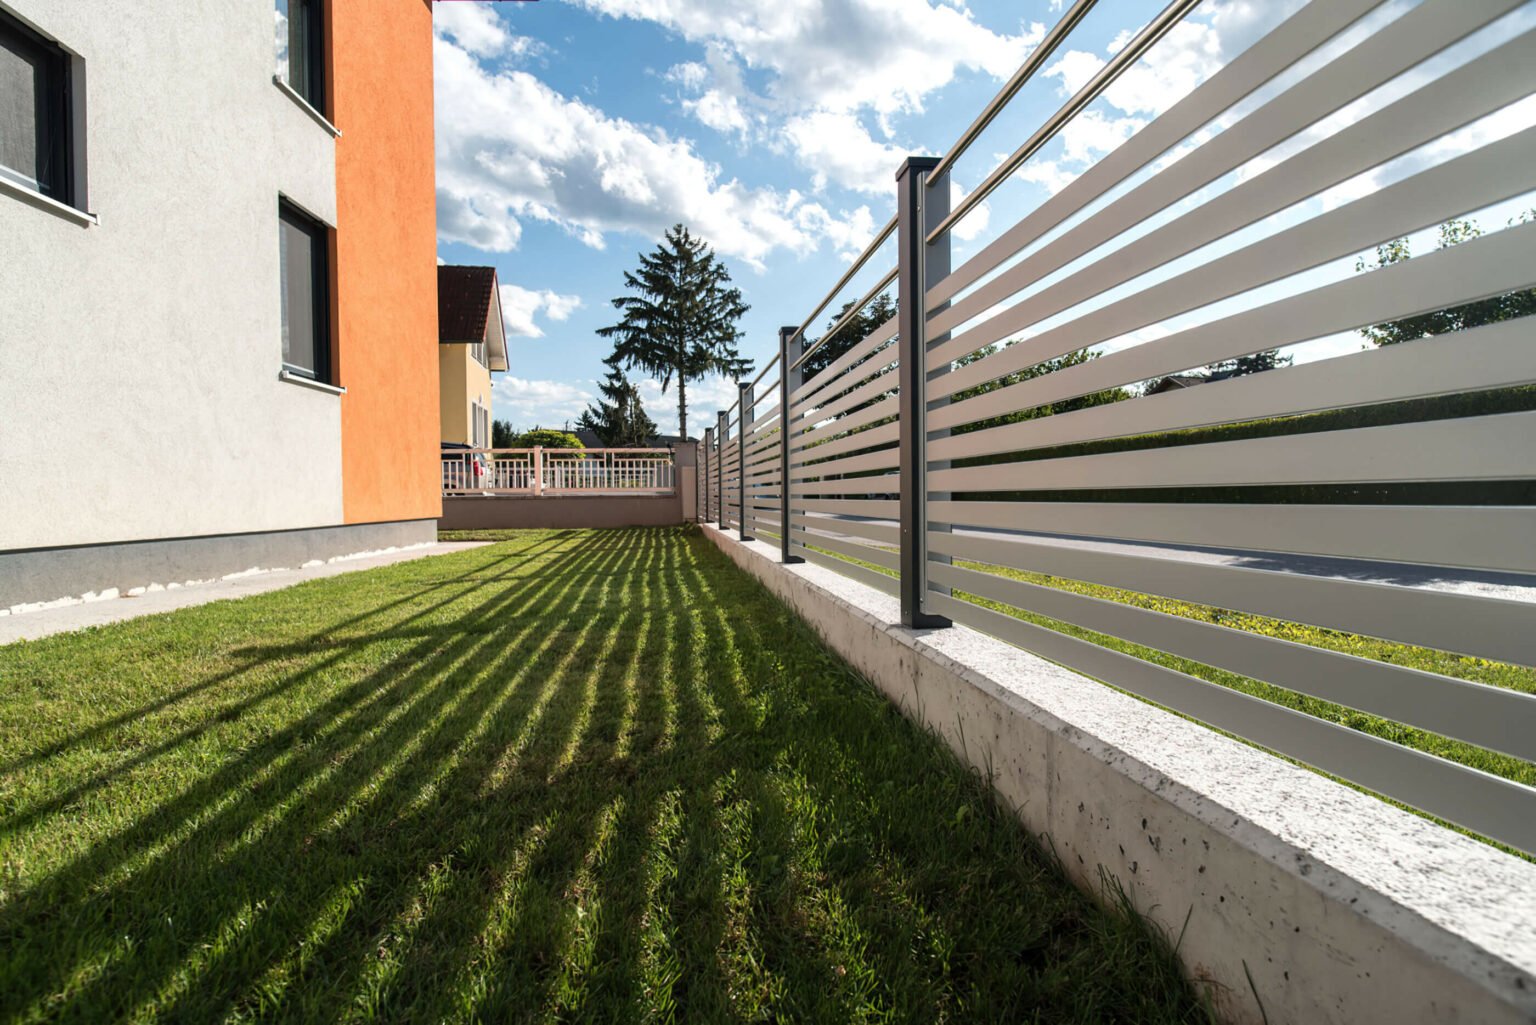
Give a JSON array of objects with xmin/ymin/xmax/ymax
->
[
  {"xmin": 792, "ymin": 513, "xmax": 901, "ymax": 546},
  {"xmin": 791, "ymin": 315, "xmax": 898, "ymax": 409},
  {"xmin": 789, "ymin": 448, "xmax": 900, "ymax": 481},
  {"xmin": 798, "ymin": 364, "xmax": 898, "ymax": 424},
  {"xmin": 791, "ymin": 421, "xmax": 901, "ymax": 467},
  {"xmin": 932, "ymin": 124, "xmax": 1536, "ymax": 399},
  {"xmin": 927, "ymin": 501, "xmax": 1536, "ymax": 576},
  {"xmin": 927, "ymin": 235, "xmax": 1536, "ymax": 437},
  {"xmin": 798, "ymin": 499, "xmax": 900, "ymax": 518},
  {"xmin": 789, "ymin": 529, "xmax": 899, "ymax": 571},
  {"xmin": 794, "ymin": 395, "xmax": 900, "ymax": 454},
  {"xmin": 925, "ymin": 592, "xmax": 1536, "ymax": 855},
  {"xmin": 792, "ymin": 474, "xmax": 901, "ymax": 497},
  {"xmin": 791, "ymin": 543, "xmax": 901, "ymax": 596},
  {"xmin": 927, "ymin": 3, "xmax": 1531, "ymax": 347},
  {"xmin": 927, "ymin": 0, "xmax": 1383, "ymax": 310},
  {"xmin": 928, "ymin": 412, "xmax": 1536, "ymax": 492},
  {"xmin": 929, "ymin": 560, "xmax": 1536, "ymax": 759},
  {"xmin": 925, "ymin": 527, "xmax": 1536, "ymax": 667}
]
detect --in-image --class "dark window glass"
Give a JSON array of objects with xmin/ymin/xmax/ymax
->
[
  {"xmin": 276, "ymin": 0, "xmax": 324, "ymax": 110},
  {"xmin": 0, "ymin": 12, "xmax": 71, "ymax": 203},
  {"xmin": 280, "ymin": 202, "xmax": 330, "ymax": 382}
]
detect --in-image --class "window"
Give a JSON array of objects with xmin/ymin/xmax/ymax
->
[
  {"xmin": 472, "ymin": 402, "xmax": 489, "ymax": 448},
  {"xmin": 0, "ymin": 11, "xmax": 72, "ymax": 203},
  {"xmin": 471, "ymin": 340, "xmax": 486, "ymax": 367},
  {"xmin": 275, "ymin": 0, "xmax": 324, "ymax": 111},
  {"xmin": 279, "ymin": 201, "xmax": 331, "ymax": 382}
]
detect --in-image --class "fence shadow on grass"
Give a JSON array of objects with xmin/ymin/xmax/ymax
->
[{"xmin": 0, "ymin": 527, "xmax": 1206, "ymax": 1025}]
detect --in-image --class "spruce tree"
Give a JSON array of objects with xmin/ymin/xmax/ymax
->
[
  {"xmin": 597, "ymin": 224, "xmax": 752, "ymax": 438},
  {"xmin": 577, "ymin": 357, "xmax": 659, "ymax": 447},
  {"xmin": 801, "ymin": 292, "xmax": 897, "ymax": 382}
]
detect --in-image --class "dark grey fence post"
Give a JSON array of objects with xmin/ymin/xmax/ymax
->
[
  {"xmin": 925, "ymin": 165, "xmax": 954, "ymax": 600},
  {"xmin": 896, "ymin": 155, "xmax": 950, "ymax": 629},
  {"xmin": 716, "ymin": 409, "xmax": 728, "ymax": 530},
  {"xmin": 738, "ymin": 381, "xmax": 754, "ymax": 541},
  {"xmin": 779, "ymin": 325, "xmax": 803, "ymax": 564},
  {"xmin": 702, "ymin": 425, "xmax": 714, "ymax": 524}
]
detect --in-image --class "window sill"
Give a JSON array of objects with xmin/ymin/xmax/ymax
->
[
  {"xmin": 0, "ymin": 175, "xmax": 97, "ymax": 226},
  {"xmin": 272, "ymin": 76, "xmax": 342, "ymax": 137},
  {"xmin": 279, "ymin": 369, "xmax": 346, "ymax": 395}
]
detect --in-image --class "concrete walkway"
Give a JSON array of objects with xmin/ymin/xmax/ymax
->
[{"xmin": 0, "ymin": 542, "xmax": 491, "ymax": 646}]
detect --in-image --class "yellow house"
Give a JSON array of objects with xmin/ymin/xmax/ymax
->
[{"xmin": 438, "ymin": 266, "xmax": 509, "ymax": 447}]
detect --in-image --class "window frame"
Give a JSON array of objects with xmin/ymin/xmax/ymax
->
[
  {"xmin": 0, "ymin": 9, "xmax": 74, "ymax": 206},
  {"xmin": 278, "ymin": 199, "xmax": 333, "ymax": 385},
  {"xmin": 279, "ymin": 0, "xmax": 326, "ymax": 114}
]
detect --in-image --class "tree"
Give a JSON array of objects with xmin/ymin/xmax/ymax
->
[
  {"xmin": 577, "ymin": 357, "xmax": 659, "ymax": 447},
  {"xmin": 1204, "ymin": 348, "xmax": 1291, "ymax": 378},
  {"xmin": 951, "ymin": 343, "xmax": 1128, "ymax": 436},
  {"xmin": 511, "ymin": 428, "xmax": 584, "ymax": 451},
  {"xmin": 800, "ymin": 292, "xmax": 897, "ymax": 382},
  {"xmin": 1357, "ymin": 214, "xmax": 1536, "ymax": 346},
  {"xmin": 597, "ymin": 224, "xmax": 752, "ymax": 438},
  {"xmin": 491, "ymin": 419, "xmax": 517, "ymax": 449}
]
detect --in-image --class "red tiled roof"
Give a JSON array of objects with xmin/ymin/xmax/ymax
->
[{"xmin": 437, "ymin": 265, "xmax": 498, "ymax": 344}]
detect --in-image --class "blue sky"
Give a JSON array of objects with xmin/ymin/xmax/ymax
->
[
  {"xmin": 432, "ymin": 0, "xmax": 1184, "ymax": 436},
  {"xmin": 431, "ymin": 0, "xmax": 1536, "ymax": 438}
]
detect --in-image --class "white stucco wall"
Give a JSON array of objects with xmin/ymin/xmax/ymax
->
[{"xmin": 0, "ymin": 0, "xmax": 343, "ymax": 550}]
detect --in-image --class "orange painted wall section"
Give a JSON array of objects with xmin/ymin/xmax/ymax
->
[{"xmin": 333, "ymin": 0, "xmax": 442, "ymax": 524}]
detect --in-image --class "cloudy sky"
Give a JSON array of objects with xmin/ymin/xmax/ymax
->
[{"xmin": 432, "ymin": 0, "xmax": 1536, "ymax": 437}]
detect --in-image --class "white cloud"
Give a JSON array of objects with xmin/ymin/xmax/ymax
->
[
  {"xmin": 578, "ymin": 0, "xmax": 1039, "ymax": 117},
  {"xmin": 587, "ymin": 0, "xmax": 1043, "ymax": 193},
  {"xmin": 795, "ymin": 202, "xmax": 878, "ymax": 260},
  {"xmin": 782, "ymin": 111, "xmax": 909, "ymax": 195},
  {"xmin": 949, "ymin": 179, "xmax": 990, "ymax": 243},
  {"xmin": 635, "ymin": 374, "xmax": 743, "ymax": 437},
  {"xmin": 687, "ymin": 89, "xmax": 751, "ymax": 137},
  {"xmin": 1017, "ymin": 0, "xmax": 1296, "ymax": 195},
  {"xmin": 434, "ymin": 30, "xmax": 870, "ymax": 267},
  {"xmin": 499, "ymin": 285, "xmax": 583, "ymax": 338},
  {"xmin": 491, "ymin": 377, "xmax": 593, "ymax": 429},
  {"xmin": 433, "ymin": 0, "xmax": 538, "ymax": 59},
  {"xmin": 492, "ymin": 372, "xmax": 749, "ymax": 438}
]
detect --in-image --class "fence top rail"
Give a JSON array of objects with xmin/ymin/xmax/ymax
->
[
  {"xmin": 749, "ymin": 352, "xmax": 782, "ymax": 391},
  {"xmin": 928, "ymin": 0, "xmax": 1100, "ymax": 184},
  {"xmin": 792, "ymin": 215, "xmax": 898, "ymax": 348},
  {"xmin": 792, "ymin": 264, "xmax": 899, "ymax": 373},
  {"xmin": 782, "ymin": 0, "xmax": 1194, "ymax": 354},
  {"xmin": 445, "ymin": 447, "xmax": 677, "ymax": 457},
  {"xmin": 929, "ymin": 0, "xmax": 1203, "ymax": 245}
]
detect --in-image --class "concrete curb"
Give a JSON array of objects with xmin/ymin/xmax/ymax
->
[
  {"xmin": 702, "ymin": 525, "xmax": 1536, "ymax": 1025},
  {"xmin": 0, "ymin": 541, "xmax": 491, "ymax": 645}
]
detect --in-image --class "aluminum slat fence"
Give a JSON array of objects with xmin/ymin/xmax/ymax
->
[
  {"xmin": 705, "ymin": 0, "xmax": 1536, "ymax": 857},
  {"xmin": 442, "ymin": 447, "xmax": 676, "ymax": 496}
]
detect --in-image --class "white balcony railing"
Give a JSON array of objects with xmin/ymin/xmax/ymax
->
[{"xmin": 441, "ymin": 447, "xmax": 675, "ymax": 497}]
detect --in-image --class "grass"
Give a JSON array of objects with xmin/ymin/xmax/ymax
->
[{"xmin": 0, "ymin": 527, "xmax": 1209, "ymax": 1024}]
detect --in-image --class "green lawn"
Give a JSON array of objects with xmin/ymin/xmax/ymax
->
[{"xmin": 0, "ymin": 528, "xmax": 1206, "ymax": 1024}]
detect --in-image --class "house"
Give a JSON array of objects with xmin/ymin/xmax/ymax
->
[
  {"xmin": 438, "ymin": 266, "xmax": 509, "ymax": 448},
  {"xmin": 571, "ymin": 429, "xmax": 688, "ymax": 449},
  {"xmin": 0, "ymin": 0, "xmax": 440, "ymax": 612},
  {"xmin": 1144, "ymin": 369, "xmax": 1235, "ymax": 395}
]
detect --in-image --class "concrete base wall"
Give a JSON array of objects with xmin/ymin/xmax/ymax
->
[
  {"xmin": 701, "ymin": 525, "xmax": 1536, "ymax": 1025},
  {"xmin": 1, "ymin": 519, "xmax": 436, "ymax": 614},
  {"xmin": 440, "ymin": 494, "xmax": 684, "ymax": 531}
]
